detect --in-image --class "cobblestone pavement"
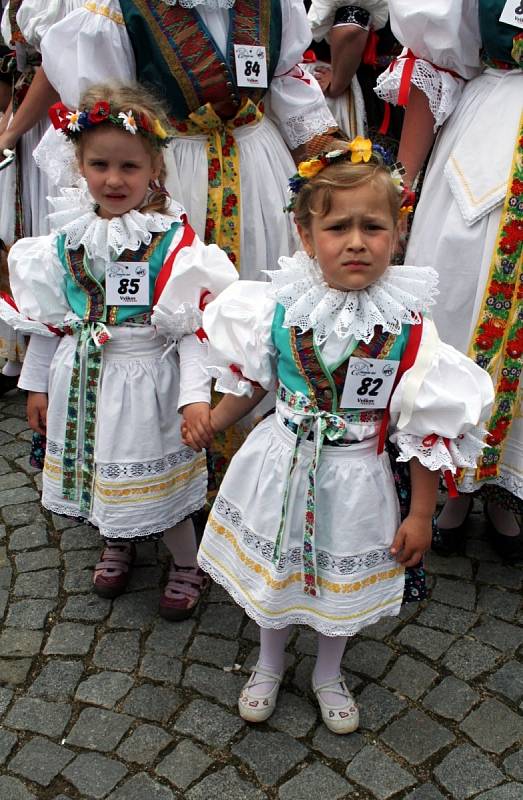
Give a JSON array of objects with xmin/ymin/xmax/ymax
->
[{"xmin": 0, "ymin": 387, "xmax": 522, "ymax": 800}]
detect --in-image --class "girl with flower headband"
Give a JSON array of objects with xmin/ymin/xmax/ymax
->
[
  {"xmin": 187, "ymin": 143, "xmax": 493, "ymax": 733},
  {"xmin": 2, "ymin": 81, "xmax": 237, "ymax": 617}
]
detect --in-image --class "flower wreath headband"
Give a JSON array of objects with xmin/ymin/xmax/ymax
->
[
  {"xmin": 48, "ymin": 100, "xmax": 171, "ymax": 149},
  {"xmin": 286, "ymin": 136, "xmax": 415, "ymax": 216}
]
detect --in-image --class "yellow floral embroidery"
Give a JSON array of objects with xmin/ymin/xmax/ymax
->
[{"xmin": 84, "ymin": 1, "xmax": 124, "ymax": 25}]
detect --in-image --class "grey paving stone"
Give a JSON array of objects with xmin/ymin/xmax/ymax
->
[
  {"xmin": 0, "ymin": 486, "xmax": 39, "ymax": 506},
  {"xmin": 185, "ymin": 766, "xmax": 266, "ymax": 800},
  {"xmin": 0, "ymin": 728, "xmax": 17, "ymax": 763},
  {"xmin": 66, "ymin": 707, "xmax": 133, "ymax": 751},
  {"xmin": 208, "ymin": 582, "xmax": 233, "ymax": 603},
  {"xmin": 0, "ymin": 561, "xmax": 12, "ymax": 589},
  {"xmin": 460, "ymin": 698, "xmax": 523, "ymax": 754},
  {"xmin": 383, "ymin": 654, "xmax": 438, "ymax": 700},
  {"xmin": 0, "ymin": 685, "xmax": 13, "ymax": 716},
  {"xmin": 173, "ymin": 699, "xmax": 244, "ymax": 747},
  {"xmin": 294, "ymin": 629, "xmax": 317, "ymax": 655},
  {"xmin": 139, "ymin": 652, "xmax": 183, "ymax": 685},
  {"xmin": 433, "ymin": 744, "xmax": 504, "ymax": 800},
  {"xmin": 14, "ymin": 569, "xmax": 59, "ymax": 599},
  {"xmin": 5, "ymin": 697, "xmax": 71, "ymax": 737},
  {"xmin": 198, "ymin": 603, "xmax": 244, "ymax": 638},
  {"xmin": 122, "ymin": 684, "xmax": 182, "ymax": 722},
  {"xmin": 472, "ymin": 617, "xmax": 523, "ymax": 653},
  {"xmin": 443, "ymin": 639, "xmax": 502, "ymax": 680},
  {"xmin": 183, "ymin": 663, "xmax": 245, "ymax": 708},
  {"xmin": 146, "ymin": 618, "xmax": 195, "ymax": 656},
  {"xmin": 0, "ymin": 588, "xmax": 7, "ymax": 618},
  {"xmin": 106, "ymin": 773, "xmax": 176, "ymax": 800},
  {"xmin": 416, "ymin": 601, "xmax": 478, "ymax": 634},
  {"xmin": 0, "ymin": 472, "xmax": 29, "ymax": 492},
  {"xmin": 395, "ymin": 625, "xmax": 455, "ymax": 660},
  {"xmin": 117, "ymin": 723, "xmax": 173, "ymax": 765},
  {"xmin": 0, "ymin": 417, "xmax": 29, "ymax": 434},
  {"xmin": 64, "ymin": 549, "xmax": 98, "ymax": 570},
  {"xmin": 357, "ymin": 684, "xmax": 407, "ymax": 731},
  {"xmin": 125, "ymin": 564, "xmax": 163, "ymax": 591},
  {"xmin": 59, "ymin": 525, "xmax": 100, "ymax": 549},
  {"xmin": 404, "ymin": 784, "xmax": 446, "ymax": 800},
  {"xmin": 477, "ymin": 586, "xmax": 521, "ymax": 621},
  {"xmin": 5, "ymin": 599, "xmax": 56, "ymax": 629},
  {"xmin": 2, "ymin": 500, "xmax": 42, "ymax": 527},
  {"xmin": 0, "ymin": 455, "xmax": 9, "ymax": 474},
  {"xmin": 0, "ymin": 524, "xmax": 4, "ymax": 541},
  {"xmin": 381, "ymin": 708, "xmax": 455, "ymax": 764},
  {"xmin": 63, "ymin": 569, "xmax": 93, "ymax": 593},
  {"xmin": 52, "ymin": 514, "xmax": 82, "ymax": 531},
  {"xmin": 233, "ymin": 730, "xmax": 308, "ymax": 786},
  {"xmin": 312, "ymin": 726, "xmax": 365, "ymax": 762},
  {"xmin": 62, "ymin": 593, "xmax": 111, "ymax": 622},
  {"xmin": 279, "ymin": 761, "xmax": 351, "ymax": 800},
  {"xmin": 0, "ymin": 776, "xmax": 37, "ymax": 800},
  {"xmin": 29, "ymin": 660, "xmax": 84, "ymax": 701},
  {"xmin": 360, "ymin": 614, "xmax": 402, "ymax": 640},
  {"xmin": 8, "ymin": 523, "xmax": 48, "ymax": 551},
  {"xmin": 0, "ymin": 658, "xmax": 32, "ymax": 685},
  {"xmin": 75, "ymin": 671, "xmax": 133, "ymax": 708},
  {"xmin": 241, "ymin": 618, "xmax": 260, "ymax": 641},
  {"xmin": 188, "ymin": 634, "xmax": 239, "ymax": 668},
  {"xmin": 346, "ymin": 744, "xmax": 415, "ymax": 799},
  {"xmin": 156, "ymin": 739, "xmax": 212, "ymax": 789},
  {"xmin": 268, "ymin": 690, "xmax": 317, "ymax": 737},
  {"xmin": 62, "ymin": 753, "xmax": 128, "ymax": 799},
  {"xmin": 342, "ymin": 640, "xmax": 394, "ymax": 679},
  {"xmin": 108, "ymin": 589, "xmax": 158, "ymax": 629},
  {"xmin": 44, "ymin": 622, "xmax": 95, "ymax": 655},
  {"xmin": 423, "ymin": 676, "xmax": 480, "ymax": 721},
  {"xmin": 476, "ymin": 562, "xmax": 522, "ymax": 589},
  {"xmin": 15, "ymin": 548, "xmax": 60, "ymax": 572},
  {"xmin": 0, "ymin": 628, "xmax": 43, "ymax": 657},
  {"xmin": 486, "ymin": 661, "xmax": 523, "ymax": 704},
  {"xmin": 475, "ymin": 786, "xmax": 523, "ymax": 800},
  {"xmin": 8, "ymin": 735, "xmax": 75, "ymax": 787},
  {"xmin": 503, "ymin": 750, "xmax": 523, "ymax": 781},
  {"xmin": 13, "ymin": 456, "xmax": 39, "ymax": 476},
  {"xmin": 93, "ymin": 630, "xmax": 141, "ymax": 672},
  {"xmin": 425, "ymin": 551, "xmax": 473, "ymax": 579}
]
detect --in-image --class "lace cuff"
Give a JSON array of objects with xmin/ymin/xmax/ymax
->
[
  {"xmin": 375, "ymin": 57, "xmax": 464, "ymax": 130},
  {"xmin": 391, "ymin": 428, "xmax": 486, "ymax": 474},
  {"xmin": 151, "ymin": 302, "xmax": 202, "ymax": 344},
  {"xmin": 208, "ymin": 364, "xmax": 259, "ymax": 398}
]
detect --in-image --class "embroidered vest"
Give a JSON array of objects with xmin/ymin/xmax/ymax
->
[
  {"xmin": 119, "ymin": 0, "xmax": 282, "ymax": 120},
  {"xmin": 56, "ymin": 223, "xmax": 180, "ymax": 325},
  {"xmin": 271, "ymin": 302, "xmax": 411, "ymax": 413}
]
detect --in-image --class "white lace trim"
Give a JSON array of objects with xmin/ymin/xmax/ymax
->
[
  {"xmin": 459, "ymin": 469, "xmax": 523, "ymax": 499},
  {"xmin": 208, "ymin": 364, "xmax": 256, "ymax": 397},
  {"xmin": 284, "ymin": 105, "xmax": 337, "ymax": 149},
  {"xmin": 33, "ymin": 128, "xmax": 81, "ymax": 188},
  {"xmin": 393, "ymin": 427, "xmax": 487, "ymax": 474},
  {"xmin": 267, "ymin": 252, "xmax": 438, "ymax": 345},
  {"xmin": 161, "ymin": 0, "xmax": 235, "ymax": 6},
  {"xmin": 47, "ymin": 183, "xmax": 184, "ymax": 261},
  {"xmin": 151, "ymin": 302, "xmax": 202, "ymax": 342},
  {"xmin": 375, "ymin": 58, "xmax": 464, "ymax": 131},
  {"xmin": 0, "ymin": 298, "xmax": 56, "ymax": 337}
]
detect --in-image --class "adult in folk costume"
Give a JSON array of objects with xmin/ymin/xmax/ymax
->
[
  {"xmin": 376, "ymin": 0, "xmax": 523, "ymax": 560},
  {"xmin": 15, "ymin": 0, "xmax": 340, "ymax": 278}
]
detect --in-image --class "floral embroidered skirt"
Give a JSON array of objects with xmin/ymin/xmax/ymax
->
[
  {"xmin": 42, "ymin": 327, "xmax": 207, "ymax": 539},
  {"xmin": 198, "ymin": 414, "xmax": 405, "ymax": 637}
]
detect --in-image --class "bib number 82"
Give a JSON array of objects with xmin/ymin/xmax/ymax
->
[{"xmin": 356, "ymin": 377, "xmax": 383, "ymax": 397}]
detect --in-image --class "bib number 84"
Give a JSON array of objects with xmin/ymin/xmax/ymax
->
[
  {"xmin": 244, "ymin": 60, "xmax": 260, "ymax": 77},
  {"xmin": 356, "ymin": 377, "xmax": 383, "ymax": 397}
]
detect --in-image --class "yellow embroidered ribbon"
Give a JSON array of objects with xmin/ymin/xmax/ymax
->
[{"xmin": 173, "ymin": 98, "xmax": 264, "ymax": 272}]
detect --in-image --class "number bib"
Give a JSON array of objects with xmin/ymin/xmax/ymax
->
[
  {"xmin": 105, "ymin": 261, "xmax": 150, "ymax": 306},
  {"xmin": 340, "ymin": 357, "xmax": 400, "ymax": 409},
  {"xmin": 500, "ymin": 0, "xmax": 523, "ymax": 27},
  {"xmin": 234, "ymin": 44, "xmax": 268, "ymax": 88}
]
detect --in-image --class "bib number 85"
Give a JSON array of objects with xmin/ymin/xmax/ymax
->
[
  {"xmin": 356, "ymin": 377, "xmax": 383, "ymax": 397},
  {"xmin": 118, "ymin": 278, "xmax": 140, "ymax": 295}
]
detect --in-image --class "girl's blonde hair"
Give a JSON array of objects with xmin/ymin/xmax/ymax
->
[
  {"xmin": 76, "ymin": 81, "xmax": 173, "ymax": 215},
  {"xmin": 293, "ymin": 156, "xmax": 402, "ymax": 231}
]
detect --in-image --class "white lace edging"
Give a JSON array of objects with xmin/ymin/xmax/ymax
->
[
  {"xmin": 267, "ymin": 252, "xmax": 438, "ymax": 345},
  {"xmin": 284, "ymin": 105, "xmax": 337, "ymax": 149},
  {"xmin": 392, "ymin": 427, "xmax": 487, "ymax": 474},
  {"xmin": 151, "ymin": 302, "xmax": 202, "ymax": 343},
  {"xmin": 33, "ymin": 127, "xmax": 82, "ymax": 188},
  {"xmin": 375, "ymin": 58, "xmax": 464, "ymax": 131},
  {"xmin": 198, "ymin": 553, "xmax": 403, "ymax": 637},
  {"xmin": 207, "ymin": 364, "xmax": 256, "ymax": 397},
  {"xmin": 47, "ymin": 185, "xmax": 184, "ymax": 261},
  {"xmin": 459, "ymin": 469, "xmax": 523, "ymax": 499},
  {"xmin": 0, "ymin": 298, "xmax": 56, "ymax": 337}
]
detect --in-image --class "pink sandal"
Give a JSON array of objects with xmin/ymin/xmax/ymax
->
[
  {"xmin": 159, "ymin": 561, "xmax": 210, "ymax": 621},
  {"xmin": 93, "ymin": 542, "xmax": 136, "ymax": 598}
]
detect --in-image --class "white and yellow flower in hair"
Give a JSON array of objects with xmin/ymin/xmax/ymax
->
[
  {"xmin": 66, "ymin": 111, "xmax": 81, "ymax": 132},
  {"xmin": 118, "ymin": 110, "xmax": 137, "ymax": 135}
]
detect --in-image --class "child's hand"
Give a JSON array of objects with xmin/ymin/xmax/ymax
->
[
  {"xmin": 390, "ymin": 513, "xmax": 432, "ymax": 567},
  {"xmin": 181, "ymin": 402, "xmax": 212, "ymax": 452},
  {"xmin": 27, "ymin": 392, "xmax": 48, "ymax": 435}
]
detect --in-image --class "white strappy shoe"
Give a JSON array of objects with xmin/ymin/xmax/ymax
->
[
  {"xmin": 313, "ymin": 674, "xmax": 359, "ymax": 734},
  {"xmin": 238, "ymin": 666, "xmax": 284, "ymax": 722}
]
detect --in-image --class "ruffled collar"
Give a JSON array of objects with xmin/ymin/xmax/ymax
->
[
  {"xmin": 47, "ymin": 181, "xmax": 184, "ymax": 262},
  {"xmin": 267, "ymin": 251, "xmax": 438, "ymax": 345}
]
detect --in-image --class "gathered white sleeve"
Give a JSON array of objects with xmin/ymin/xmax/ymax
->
[
  {"xmin": 1, "ymin": 4, "xmax": 12, "ymax": 46},
  {"xmin": 309, "ymin": 0, "xmax": 388, "ymax": 43},
  {"xmin": 389, "ymin": 319, "xmax": 494, "ymax": 473},
  {"xmin": 177, "ymin": 334, "xmax": 211, "ymax": 410},
  {"xmin": 375, "ymin": 0, "xmax": 482, "ymax": 129},
  {"xmin": 203, "ymin": 281, "xmax": 277, "ymax": 397},
  {"xmin": 151, "ymin": 227, "xmax": 238, "ymax": 344},
  {"xmin": 16, "ymin": 0, "xmax": 84, "ymax": 50},
  {"xmin": 40, "ymin": 0, "xmax": 135, "ymax": 107},
  {"xmin": 8, "ymin": 233, "xmax": 72, "ymax": 327},
  {"xmin": 18, "ymin": 334, "xmax": 60, "ymax": 393}
]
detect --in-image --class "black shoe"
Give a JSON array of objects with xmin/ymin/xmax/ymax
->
[
  {"xmin": 0, "ymin": 373, "xmax": 19, "ymax": 397},
  {"xmin": 485, "ymin": 505, "xmax": 523, "ymax": 564},
  {"xmin": 432, "ymin": 497, "xmax": 474, "ymax": 556}
]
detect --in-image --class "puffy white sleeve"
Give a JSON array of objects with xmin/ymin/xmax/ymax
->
[
  {"xmin": 264, "ymin": 0, "xmax": 337, "ymax": 149},
  {"xmin": 203, "ymin": 281, "xmax": 277, "ymax": 397},
  {"xmin": 389, "ymin": 319, "xmax": 494, "ymax": 474},
  {"xmin": 1, "ymin": 3, "xmax": 12, "ymax": 46},
  {"xmin": 16, "ymin": 0, "xmax": 84, "ymax": 50},
  {"xmin": 309, "ymin": 1, "xmax": 388, "ymax": 43},
  {"xmin": 150, "ymin": 224, "xmax": 238, "ymax": 344},
  {"xmin": 40, "ymin": 0, "xmax": 135, "ymax": 107},
  {"xmin": 8, "ymin": 233, "xmax": 72, "ymax": 327},
  {"xmin": 375, "ymin": 0, "xmax": 482, "ymax": 129},
  {"xmin": 18, "ymin": 334, "xmax": 60, "ymax": 393}
]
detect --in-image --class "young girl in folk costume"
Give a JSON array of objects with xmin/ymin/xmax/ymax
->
[
  {"xmin": 190, "ymin": 144, "xmax": 493, "ymax": 733},
  {"xmin": 5, "ymin": 82, "xmax": 237, "ymax": 618}
]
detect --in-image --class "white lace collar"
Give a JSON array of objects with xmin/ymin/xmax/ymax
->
[
  {"xmin": 47, "ymin": 181, "xmax": 184, "ymax": 262},
  {"xmin": 268, "ymin": 251, "xmax": 438, "ymax": 345}
]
